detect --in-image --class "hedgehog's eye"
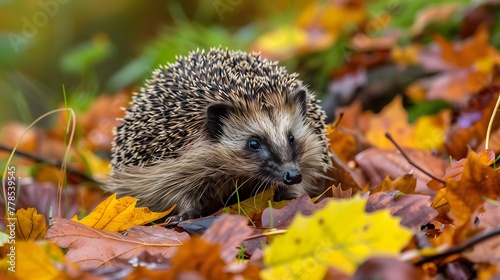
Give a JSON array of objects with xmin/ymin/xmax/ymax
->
[
  {"xmin": 247, "ymin": 139, "xmax": 261, "ymax": 151},
  {"xmin": 289, "ymin": 134, "xmax": 295, "ymax": 143}
]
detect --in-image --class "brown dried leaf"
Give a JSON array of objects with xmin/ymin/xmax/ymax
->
[
  {"xmin": 367, "ymin": 190, "xmax": 438, "ymax": 229},
  {"xmin": 261, "ymin": 195, "xmax": 330, "ymax": 228},
  {"xmin": 14, "ymin": 208, "xmax": 47, "ymax": 241},
  {"xmin": 201, "ymin": 215, "xmax": 254, "ymax": 263},
  {"xmin": 355, "ymin": 148, "xmax": 446, "ymax": 195},
  {"xmin": 445, "ymin": 91, "xmax": 499, "ymax": 159},
  {"xmin": 352, "ymin": 257, "xmax": 425, "ymax": 280},
  {"xmin": 331, "ymin": 184, "xmax": 353, "ymax": 199},
  {"xmin": 466, "ymin": 202, "xmax": 500, "ymax": 264},
  {"xmin": 163, "ymin": 237, "xmax": 261, "ymax": 279},
  {"xmin": 444, "ymin": 151, "xmax": 500, "ymax": 243},
  {"xmin": 45, "ymin": 217, "xmax": 189, "ymax": 268}
]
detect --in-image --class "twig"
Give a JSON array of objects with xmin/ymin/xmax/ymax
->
[
  {"xmin": 385, "ymin": 132, "xmax": 446, "ymax": 184},
  {"xmin": 0, "ymin": 143, "xmax": 98, "ymax": 184},
  {"xmin": 415, "ymin": 226, "xmax": 500, "ymax": 265}
]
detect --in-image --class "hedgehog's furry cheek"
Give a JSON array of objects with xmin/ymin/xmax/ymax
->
[{"xmin": 206, "ymin": 103, "xmax": 234, "ymax": 139}]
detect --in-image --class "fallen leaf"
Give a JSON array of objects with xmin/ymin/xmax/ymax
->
[
  {"xmin": 444, "ymin": 151, "xmax": 500, "ymax": 243},
  {"xmin": 14, "ymin": 208, "xmax": 47, "ymax": 241},
  {"xmin": 202, "ymin": 215, "xmax": 255, "ymax": 263},
  {"xmin": 46, "ymin": 217, "xmax": 189, "ymax": 268},
  {"xmin": 352, "ymin": 257, "xmax": 425, "ymax": 280},
  {"xmin": 163, "ymin": 237, "xmax": 260, "ymax": 279},
  {"xmin": 262, "ymin": 196, "xmax": 413, "ymax": 278},
  {"xmin": 71, "ymin": 193, "xmax": 173, "ymax": 232},
  {"xmin": 365, "ymin": 96, "xmax": 414, "ymax": 149},
  {"xmin": 331, "ymin": 184, "xmax": 353, "ymax": 199},
  {"xmin": 0, "ymin": 181, "xmax": 80, "ymax": 230},
  {"xmin": 0, "ymin": 241, "xmax": 68, "ymax": 279},
  {"xmin": 367, "ymin": 190, "xmax": 438, "ymax": 229},
  {"xmin": 261, "ymin": 195, "xmax": 330, "ymax": 228},
  {"xmin": 417, "ymin": 25, "xmax": 500, "ymax": 104},
  {"xmin": 465, "ymin": 202, "xmax": 500, "ymax": 265},
  {"xmin": 225, "ymin": 187, "xmax": 288, "ymax": 225},
  {"xmin": 355, "ymin": 147, "xmax": 446, "ymax": 194},
  {"xmin": 445, "ymin": 91, "xmax": 499, "ymax": 159},
  {"xmin": 370, "ymin": 174, "xmax": 417, "ymax": 195},
  {"xmin": 327, "ymin": 126, "xmax": 359, "ymax": 163},
  {"xmin": 413, "ymin": 109, "xmax": 451, "ymax": 152}
]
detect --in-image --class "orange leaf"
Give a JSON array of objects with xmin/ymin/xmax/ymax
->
[
  {"xmin": 327, "ymin": 128, "xmax": 358, "ymax": 163},
  {"xmin": 164, "ymin": 237, "xmax": 260, "ymax": 279},
  {"xmin": 444, "ymin": 151, "xmax": 500, "ymax": 242},
  {"xmin": 365, "ymin": 96, "xmax": 415, "ymax": 149},
  {"xmin": 371, "ymin": 174, "xmax": 417, "ymax": 195},
  {"xmin": 14, "ymin": 208, "xmax": 47, "ymax": 241},
  {"xmin": 71, "ymin": 193, "xmax": 174, "ymax": 232}
]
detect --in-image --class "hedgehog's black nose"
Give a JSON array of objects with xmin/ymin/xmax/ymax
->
[{"xmin": 283, "ymin": 169, "xmax": 302, "ymax": 185}]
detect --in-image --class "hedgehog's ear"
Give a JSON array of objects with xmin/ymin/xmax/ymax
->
[
  {"xmin": 207, "ymin": 103, "xmax": 233, "ymax": 139},
  {"xmin": 289, "ymin": 89, "xmax": 307, "ymax": 116}
]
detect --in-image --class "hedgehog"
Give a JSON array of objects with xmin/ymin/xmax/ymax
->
[{"xmin": 105, "ymin": 48, "xmax": 332, "ymax": 220}]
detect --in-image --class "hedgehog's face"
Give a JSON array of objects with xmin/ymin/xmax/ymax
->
[{"xmin": 205, "ymin": 89, "xmax": 324, "ymax": 188}]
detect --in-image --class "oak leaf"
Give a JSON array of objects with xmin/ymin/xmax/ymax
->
[
  {"xmin": 261, "ymin": 196, "xmax": 413, "ymax": 278},
  {"xmin": 71, "ymin": 193, "xmax": 173, "ymax": 232}
]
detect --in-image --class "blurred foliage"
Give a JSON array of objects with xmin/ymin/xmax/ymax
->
[{"xmin": 1, "ymin": 0, "xmax": 500, "ymax": 125}]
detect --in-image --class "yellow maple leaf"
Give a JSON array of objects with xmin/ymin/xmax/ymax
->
[
  {"xmin": 261, "ymin": 196, "xmax": 413, "ymax": 279},
  {"xmin": 14, "ymin": 208, "xmax": 47, "ymax": 241},
  {"xmin": 71, "ymin": 193, "xmax": 174, "ymax": 232}
]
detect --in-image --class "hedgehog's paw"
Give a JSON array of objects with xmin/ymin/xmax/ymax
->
[{"xmin": 166, "ymin": 209, "xmax": 202, "ymax": 227}]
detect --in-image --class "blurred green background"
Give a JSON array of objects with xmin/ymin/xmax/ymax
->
[{"xmin": 1, "ymin": 0, "xmax": 498, "ymax": 125}]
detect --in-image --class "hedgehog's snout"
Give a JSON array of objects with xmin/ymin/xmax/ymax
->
[{"xmin": 283, "ymin": 168, "xmax": 302, "ymax": 185}]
